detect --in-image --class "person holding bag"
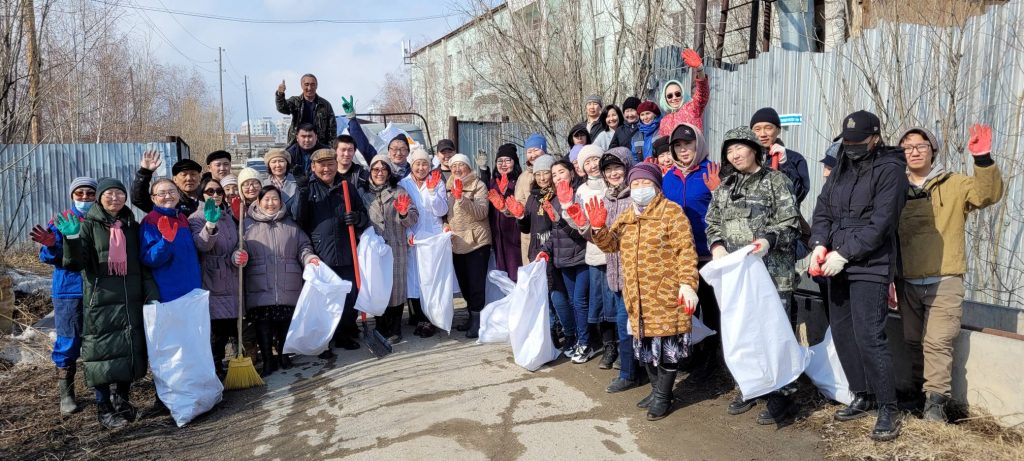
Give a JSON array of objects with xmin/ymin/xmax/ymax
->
[
  {"xmin": 139, "ymin": 179, "xmax": 202, "ymax": 303},
  {"xmin": 446, "ymin": 153, "xmax": 492, "ymax": 339},
  {"xmin": 400, "ymin": 147, "xmax": 448, "ymax": 337}
]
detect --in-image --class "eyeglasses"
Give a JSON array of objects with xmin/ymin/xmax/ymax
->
[
  {"xmin": 204, "ymin": 188, "xmax": 225, "ymax": 196},
  {"xmin": 496, "ymin": 158, "xmax": 514, "ymax": 164},
  {"xmin": 72, "ymin": 190, "xmax": 96, "ymax": 198},
  {"xmin": 102, "ymin": 190, "xmax": 126, "ymax": 199},
  {"xmin": 903, "ymin": 144, "xmax": 931, "ymax": 153},
  {"xmin": 666, "ymin": 91, "xmax": 682, "ymax": 99},
  {"xmin": 370, "ymin": 167, "xmax": 390, "ymax": 174},
  {"xmin": 242, "ymin": 182, "xmax": 262, "ymax": 190},
  {"xmin": 151, "ymin": 191, "xmax": 179, "ymax": 198}
]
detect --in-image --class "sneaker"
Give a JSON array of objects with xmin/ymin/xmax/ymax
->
[
  {"xmin": 571, "ymin": 345, "xmax": 601, "ymax": 364},
  {"xmin": 563, "ymin": 344, "xmax": 579, "ymax": 359}
]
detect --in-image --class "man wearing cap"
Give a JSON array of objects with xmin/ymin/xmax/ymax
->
[
  {"xmin": 292, "ymin": 148, "xmax": 369, "ymax": 353},
  {"xmin": 28, "ymin": 176, "xmax": 96, "ymax": 416},
  {"xmin": 288, "ymin": 122, "xmax": 331, "ymax": 173},
  {"xmin": 750, "ymin": 107, "xmax": 810, "ymax": 205},
  {"xmin": 276, "ymin": 73, "xmax": 337, "ymax": 145},
  {"xmin": 131, "ymin": 150, "xmax": 201, "ymax": 216},
  {"xmin": 809, "ymin": 110, "xmax": 908, "ymax": 442},
  {"xmin": 433, "ymin": 139, "xmax": 457, "ymax": 183},
  {"xmin": 205, "ymin": 150, "xmax": 233, "ymax": 182},
  {"xmin": 895, "ymin": 124, "xmax": 1003, "ymax": 423}
]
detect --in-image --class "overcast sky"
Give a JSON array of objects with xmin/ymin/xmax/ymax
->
[{"xmin": 115, "ymin": 0, "xmax": 470, "ymax": 131}]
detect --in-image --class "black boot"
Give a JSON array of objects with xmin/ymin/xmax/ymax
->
[
  {"xmin": 636, "ymin": 362, "xmax": 658, "ymax": 409},
  {"xmin": 598, "ymin": 341, "xmax": 618, "ymax": 369},
  {"xmin": 606, "ymin": 377, "xmax": 639, "ymax": 393},
  {"xmin": 756, "ymin": 392, "xmax": 796, "ymax": 425},
  {"xmin": 871, "ymin": 403, "xmax": 903, "ymax": 442},
  {"xmin": 96, "ymin": 401, "xmax": 127, "ymax": 429},
  {"xmin": 922, "ymin": 392, "xmax": 948, "ymax": 423},
  {"xmin": 256, "ymin": 321, "xmax": 277, "ymax": 377},
  {"xmin": 647, "ymin": 365, "xmax": 677, "ymax": 421},
  {"xmin": 111, "ymin": 384, "xmax": 140, "ymax": 422},
  {"xmin": 465, "ymin": 311, "xmax": 481, "ymax": 339},
  {"xmin": 455, "ymin": 312, "xmax": 472, "ymax": 332},
  {"xmin": 834, "ymin": 391, "xmax": 876, "ymax": 422},
  {"xmin": 728, "ymin": 392, "xmax": 757, "ymax": 415},
  {"xmin": 57, "ymin": 365, "xmax": 80, "ymax": 416}
]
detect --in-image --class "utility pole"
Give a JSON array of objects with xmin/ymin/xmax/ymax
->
[
  {"xmin": 218, "ymin": 46, "xmax": 226, "ymax": 149},
  {"xmin": 694, "ymin": 0, "xmax": 708, "ymax": 58},
  {"xmin": 244, "ymin": 75, "xmax": 253, "ymax": 157},
  {"xmin": 22, "ymin": 0, "xmax": 40, "ymax": 144}
]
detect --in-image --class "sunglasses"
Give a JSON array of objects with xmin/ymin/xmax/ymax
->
[
  {"xmin": 666, "ymin": 91, "xmax": 682, "ymax": 99},
  {"xmin": 204, "ymin": 188, "xmax": 225, "ymax": 196}
]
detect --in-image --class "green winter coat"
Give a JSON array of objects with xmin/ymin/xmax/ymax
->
[{"xmin": 63, "ymin": 205, "xmax": 160, "ymax": 387}]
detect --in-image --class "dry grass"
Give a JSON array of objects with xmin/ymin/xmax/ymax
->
[{"xmin": 1, "ymin": 244, "xmax": 51, "ymax": 275}]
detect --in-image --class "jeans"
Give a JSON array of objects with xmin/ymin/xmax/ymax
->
[
  {"xmin": 614, "ymin": 291, "xmax": 638, "ymax": 381},
  {"xmin": 587, "ymin": 265, "xmax": 616, "ymax": 323},
  {"xmin": 829, "ymin": 276, "xmax": 897, "ymax": 404},
  {"xmin": 559, "ymin": 265, "xmax": 590, "ymax": 346}
]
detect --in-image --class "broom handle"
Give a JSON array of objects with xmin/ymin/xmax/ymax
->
[
  {"xmin": 236, "ymin": 198, "xmax": 245, "ymax": 356},
  {"xmin": 342, "ymin": 180, "xmax": 361, "ymax": 290}
]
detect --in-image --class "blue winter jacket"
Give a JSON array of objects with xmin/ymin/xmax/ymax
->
[
  {"xmin": 140, "ymin": 206, "xmax": 202, "ymax": 302},
  {"xmin": 662, "ymin": 160, "xmax": 713, "ymax": 258},
  {"xmin": 39, "ymin": 207, "xmax": 85, "ymax": 299}
]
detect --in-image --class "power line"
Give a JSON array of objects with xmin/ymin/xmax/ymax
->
[
  {"xmin": 153, "ymin": 0, "xmax": 216, "ymax": 51},
  {"xmin": 90, "ymin": 0, "xmax": 456, "ymax": 25},
  {"xmin": 124, "ymin": 0, "xmax": 217, "ymax": 71}
]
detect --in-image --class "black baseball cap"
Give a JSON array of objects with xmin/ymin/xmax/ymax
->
[
  {"xmin": 653, "ymin": 136, "xmax": 671, "ymax": 156},
  {"xmin": 436, "ymin": 139, "xmax": 456, "ymax": 152},
  {"xmin": 840, "ymin": 110, "xmax": 881, "ymax": 142},
  {"xmin": 670, "ymin": 124, "xmax": 697, "ymax": 144}
]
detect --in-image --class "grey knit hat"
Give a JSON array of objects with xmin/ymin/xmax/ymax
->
[
  {"xmin": 69, "ymin": 176, "xmax": 97, "ymax": 196},
  {"xmin": 585, "ymin": 94, "xmax": 602, "ymax": 106},
  {"xmin": 532, "ymin": 154, "xmax": 555, "ymax": 173},
  {"xmin": 898, "ymin": 127, "xmax": 941, "ymax": 157}
]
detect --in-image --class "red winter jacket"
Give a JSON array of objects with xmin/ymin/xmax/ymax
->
[{"xmin": 657, "ymin": 77, "xmax": 709, "ymax": 136}]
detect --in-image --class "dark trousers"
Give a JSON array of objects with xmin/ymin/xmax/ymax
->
[
  {"xmin": 453, "ymin": 245, "xmax": 491, "ymax": 312},
  {"xmin": 331, "ymin": 264, "xmax": 361, "ymax": 343},
  {"xmin": 408, "ymin": 298, "xmax": 429, "ymax": 324},
  {"xmin": 828, "ymin": 276, "xmax": 897, "ymax": 404},
  {"xmin": 375, "ymin": 303, "xmax": 405, "ymax": 337},
  {"xmin": 210, "ymin": 318, "xmax": 236, "ymax": 370}
]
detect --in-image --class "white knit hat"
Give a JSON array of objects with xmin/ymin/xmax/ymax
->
[
  {"xmin": 448, "ymin": 153, "xmax": 471, "ymax": 168},
  {"xmin": 237, "ymin": 168, "xmax": 261, "ymax": 188}
]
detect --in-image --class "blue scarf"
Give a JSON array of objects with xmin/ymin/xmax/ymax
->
[{"xmin": 639, "ymin": 116, "xmax": 662, "ymax": 159}]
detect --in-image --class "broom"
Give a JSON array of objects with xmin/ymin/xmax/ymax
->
[
  {"xmin": 224, "ymin": 198, "xmax": 264, "ymax": 390},
  {"xmin": 342, "ymin": 180, "xmax": 392, "ymax": 359}
]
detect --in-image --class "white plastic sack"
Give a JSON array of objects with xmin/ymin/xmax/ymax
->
[
  {"xmin": 283, "ymin": 264, "xmax": 353, "ymax": 356},
  {"xmin": 355, "ymin": 227, "xmax": 393, "ymax": 316},
  {"xmin": 478, "ymin": 270, "xmax": 517, "ymax": 343},
  {"xmin": 507, "ymin": 261, "xmax": 561, "ymax": 371},
  {"xmin": 376, "ymin": 122, "xmax": 417, "ymax": 150},
  {"xmin": 806, "ymin": 328, "xmax": 854, "ymax": 405},
  {"xmin": 700, "ymin": 245, "xmax": 810, "ymax": 399},
  {"xmin": 414, "ymin": 232, "xmax": 455, "ymax": 332},
  {"xmin": 143, "ymin": 289, "xmax": 222, "ymax": 427}
]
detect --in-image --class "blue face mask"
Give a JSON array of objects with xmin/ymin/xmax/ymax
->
[
  {"xmin": 74, "ymin": 201, "xmax": 94, "ymax": 213},
  {"xmin": 631, "ymin": 186, "xmax": 656, "ymax": 205}
]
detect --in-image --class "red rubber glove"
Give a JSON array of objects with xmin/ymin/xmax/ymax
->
[
  {"xmin": 542, "ymin": 200, "xmax": 557, "ymax": 222},
  {"xmin": 585, "ymin": 196, "xmax": 607, "ymax": 229},
  {"xmin": 408, "ymin": 234, "xmax": 415, "ymax": 247},
  {"xmin": 808, "ymin": 246, "xmax": 828, "ymax": 277},
  {"xmin": 230, "ymin": 196, "xmax": 242, "ymax": 219},
  {"xmin": 968, "ymin": 123, "xmax": 992, "ymax": 156},
  {"xmin": 232, "ymin": 249, "xmax": 248, "ymax": 267},
  {"xmin": 497, "ymin": 173, "xmax": 510, "ymax": 194},
  {"xmin": 29, "ymin": 224, "xmax": 56, "ymax": 247},
  {"xmin": 702, "ymin": 162, "xmax": 721, "ymax": 192},
  {"xmin": 682, "ymin": 48, "xmax": 703, "ymax": 69},
  {"xmin": 505, "ymin": 196, "xmax": 525, "ymax": 218},
  {"xmin": 426, "ymin": 170, "xmax": 442, "ymax": 190},
  {"xmin": 534, "ymin": 251, "xmax": 550, "ymax": 263},
  {"xmin": 394, "ymin": 194, "xmax": 411, "ymax": 216},
  {"xmin": 566, "ymin": 203, "xmax": 587, "ymax": 227},
  {"xmin": 555, "ymin": 180, "xmax": 574, "ymax": 206},
  {"xmin": 452, "ymin": 178, "xmax": 464, "ymax": 200},
  {"xmin": 157, "ymin": 215, "xmax": 179, "ymax": 242},
  {"xmin": 770, "ymin": 144, "xmax": 786, "ymax": 170},
  {"xmin": 487, "ymin": 189, "xmax": 506, "ymax": 211}
]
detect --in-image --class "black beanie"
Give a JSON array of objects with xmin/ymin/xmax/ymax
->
[
  {"xmin": 496, "ymin": 143, "xmax": 518, "ymax": 161},
  {"xmin": 205, "ymin": 150, "xmax": 231, "ymax": 165},
  {"xmin": 653, "ymin": 136, "xmax": 671, "ymax": 156},
  {"xmin": 750, "ymin": 107, "xmax": 781, "ymax": 128},
  {"xmin": 172, "ymin": 159, "xmax": 202, "ymax": 176},
  {"xmin": 622, "ymin": 96, "xmax": 640, "ymax": 112}
]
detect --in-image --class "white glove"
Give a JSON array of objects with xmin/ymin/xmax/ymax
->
[
  {"xmin": 476, "ymin": 153, "xmax": 489, "ymax": 170},
  {"xmin": 752, "ymin": 238, "xmax": 770, "ymax": 257},
  {"xmin": 677, "ymin": 284, "xmax": 698, "ymax": 315},
  {"xmin": 711, "ymin": 245, "xmax": 729, "ymax": 260},
  {"xmin": 770, "ymin": 144, "xmax": 788, "ymax": 164},
  {"xmin": 821, "ymin": 251, "xmax": 849, "ymax": 277}
]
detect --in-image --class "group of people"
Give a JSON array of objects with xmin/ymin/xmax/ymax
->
[{"xmin": 30, "ymin": 58, "xmax": 1003, "ymax": 443}]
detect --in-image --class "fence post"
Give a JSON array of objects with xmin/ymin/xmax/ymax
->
[{"xmin": 448, "ymin": 116, "xmax": 459, "ymax": 152}]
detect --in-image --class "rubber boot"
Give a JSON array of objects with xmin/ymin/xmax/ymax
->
[
  {"xmin": 922, "ymin": 392, "xmax": 948, "ymax": 423},
  {"xmin": 636, "ymin": 362, "xmax": 658, "ymax": 409},
  {"xmin": 455, "ymin": 311, "xmax": 472, "ymax": 332},
  {"xmin": 96, "ymin": 401, "xmax": 127, "ymax": 429},
  {"xmin": 646, "ymin": 365, "xmax": 677, "ymax": 421},
  {"xmin": 871, "ymin": 403, "xmax": 903, "ymax": 442},
  {"xmin": 465, "ymin": 311, "xmax": 481, "ymax": 339},
  {"xmin": 598, "ymin": 341, "xmax": 618, "ymax": 369},
  {"xmin": 111, "ymin": 384, "xmax": 140, "ymax": 422},
  {"xmin": 834, "ymin": 391, "xmax": 876, "ymax": 422},
  {"xmin": 57, "ymin": 365, "xmax": 81, "ymax": 416}
]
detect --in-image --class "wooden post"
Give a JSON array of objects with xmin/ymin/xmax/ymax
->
[
  {"xmin": 21, "ymin": 0, "xmax": 40, "ymax": 144},
  {"xmin": 715, "ymin": 0, "xmax": 730, "ymax": 64},
  {"xmin": 694, "ymin": 0, "xmax": 708, "ymax": 57},
  {"xmin": 448, "ymin": 115, "xmax": 459, "ymax": 151}
]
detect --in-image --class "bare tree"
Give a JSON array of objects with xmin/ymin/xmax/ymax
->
[{"xmin": 371, "ymin": 70, "xmax": 417, "ymax": 123}]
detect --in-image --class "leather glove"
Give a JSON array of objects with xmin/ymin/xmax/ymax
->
[{"xmin": 821, "ymin": 251, "xmax": 849, "ymax": 277}]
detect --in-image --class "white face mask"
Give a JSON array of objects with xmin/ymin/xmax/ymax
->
[
  {"xmin": 631, "ymin": 186, "xmax": 656, "ymax": 205},
  {"xmin": 74, "ymin": 201, "xmax": 94, "ymax": 213}
]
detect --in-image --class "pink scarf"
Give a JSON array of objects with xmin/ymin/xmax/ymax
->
[{"xmin": 107, "ymin": 220, "xmax": 128, "ymax": 276}]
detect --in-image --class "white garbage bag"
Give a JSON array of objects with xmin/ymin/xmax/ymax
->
[
  {"xmin": 506, "ymin": 261, "xmax": 561, "ymax": 371},
  {"xmin": 355, "ymin": 227, "xmax": 393, "ymax": 316},
  {"xmin": 478, "ymin": 270, "xmax": 516, "ymax": 344},
  {"xmin": 700, "ymin": 245, "xmax": 810, "ymax": 399},
  {"xmin": 806, "ymin": 328, "xmax": 854, "ymax": 405},
  {"xmin": 283, "ymin": 264, "xmax": 353, "ymax": 356},
  {"xmin": 142, "ymin": 289, "xmax": 222, "ymax": 427},
  {"xmin": 413, "ymin": 232, "xmax": 455, "ymax": 332}
]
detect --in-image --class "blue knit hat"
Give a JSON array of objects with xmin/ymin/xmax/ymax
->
[{"xmin": 524, "ymin": 133, "xmax": 547, "ymax": 154}]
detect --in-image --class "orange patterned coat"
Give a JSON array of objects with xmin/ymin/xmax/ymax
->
[{"xmin": 593, "ymin": 194, "xmax": 699, "ymax": 338}]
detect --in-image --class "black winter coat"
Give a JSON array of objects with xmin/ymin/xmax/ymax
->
[
  {"xmin": 130, "ymin": 168, "xmax": 199, "ymax": 216},
  {"xmin": 293, "ymin": 175, "xmax": 369, "ymax": 269},
  {"xmin": 778, "ymin": 148, "xmax": 811, "ymax": 206},
  {"xmin": 810, "ymin": 146, "xmax": 908, "ymax": 283},
  {"xmin": 518, "ymin": 189, "xmax": 586, "ymax": 269}
]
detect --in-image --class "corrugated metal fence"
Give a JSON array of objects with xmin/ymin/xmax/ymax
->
[{"xmin": 0, "ymin": 143, "xmax": 184, "ymax": 246}]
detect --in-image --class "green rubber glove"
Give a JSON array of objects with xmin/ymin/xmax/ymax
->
[
  {"xmin": 54, "ymin": 212, "xmax": 81, "ymax": 238},
  {"xmin": 204, "ymin": 198, "xmax": 221, "ymax": 223},
  {"xmin": 341, "ymin": 95, "xmax": 355, "ymax": 118}
]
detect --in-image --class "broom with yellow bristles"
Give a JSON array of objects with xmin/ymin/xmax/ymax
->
[{"xmin": 224, "ymin": 197, "xmax": 264, "ymax": 390}]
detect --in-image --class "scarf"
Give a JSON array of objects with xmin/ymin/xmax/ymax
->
[
  {"xmin": 107, "ymin": 220, "xmax": 128, "ymax": 276},
  {"xmin": 638, "ymin": 117, "xmax": 661, "ymax": 159}
]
